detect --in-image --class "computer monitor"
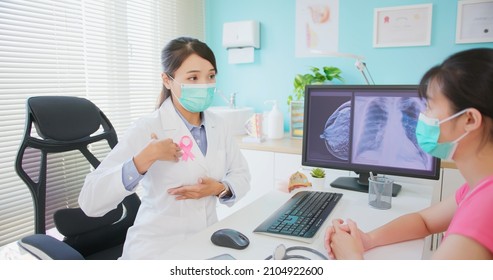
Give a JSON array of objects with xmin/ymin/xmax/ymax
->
[{"xmin": 302, "ymin": 85, "xmax": 440, "ymax": 197}]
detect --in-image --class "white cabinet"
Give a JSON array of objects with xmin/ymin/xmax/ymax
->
[
  {"xmin": 217, "ymin": 150, "xmax": 360, "ymax": 220},
  {"xmin": 422, "ymin": 168, "xmax": 465, "ymax": 259},
  {"xmin": 216, "ymin": 149, "xmax": 274, "ymax": 220},
  {"xmin": 274, "ymin": 153, "xmax": 302, "ymax": 190},
  {"xmin": 440, "ymin": 168, "xmax": 465, "ymax": 200},
  {"xmin": 273, "ymin": 153, "xmax": 353, "ymax": 190},
  {"xmin": 216, "ymin": 151, "xmax": 304, "ymax": 220}
]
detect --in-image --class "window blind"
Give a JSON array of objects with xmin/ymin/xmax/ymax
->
[{"xmin": 0, "ymin": 0, "xmax": 205, "ymax": 247}]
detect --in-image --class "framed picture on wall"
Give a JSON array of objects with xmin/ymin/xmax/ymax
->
[
  {"xmin": 456, "ymin": 0, "xmax": 493, "ymax": 44},
  {"xmin": 373, "ymin": 4, "xmax": 433, "ymax": 48},
  {"xmin": 295, "ymin": 0, "xmax": 340, "ymax": 57}
]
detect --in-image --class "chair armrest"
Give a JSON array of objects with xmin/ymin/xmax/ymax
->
[{"xmin": 18, "ymin": 234, "xmax": 84, "ymax": 260}]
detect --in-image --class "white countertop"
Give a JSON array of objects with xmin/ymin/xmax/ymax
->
[{"xmin": 236, "ymin": 134, "xmax": 457, "ymax": 169}]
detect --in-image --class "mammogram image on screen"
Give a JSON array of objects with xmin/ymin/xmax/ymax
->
[
  {"xmin": 351, "ymin": 95, "xmax": 431, "ymax": 170},
  {"xmin": 319, "ymin": 100, "xmax": 351, "ymax": 161}
]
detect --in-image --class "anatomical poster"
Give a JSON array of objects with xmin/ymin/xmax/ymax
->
[{"xmin": 295, "ymin": 0, "xmax": 339, "ymax": 57}]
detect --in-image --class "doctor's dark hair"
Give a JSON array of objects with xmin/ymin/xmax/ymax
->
[
  {"xmin": 156, "ymin": 37, "xmax": 217, "ymax": 108},
  {"xmin": 418, "ymin": 48, "xmax": 493, "ymax": 145}
]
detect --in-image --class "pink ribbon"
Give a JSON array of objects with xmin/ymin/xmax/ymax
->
[{"xmin": 179, "ymin": 136, "xmax": 195, "ymax": 161}]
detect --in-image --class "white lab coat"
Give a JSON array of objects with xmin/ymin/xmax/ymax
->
[{"xmin": 78, "ymin": 98, "xmax": 251, "ymax": 259}]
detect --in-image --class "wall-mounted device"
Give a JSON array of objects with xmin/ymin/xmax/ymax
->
[
  {"xmin": 222, "ymin": 20, "xmax": 260, "ymax": 49},
  {"xmin": 222, "ymin": 20, "xmax": 260, "ymax": 64}
]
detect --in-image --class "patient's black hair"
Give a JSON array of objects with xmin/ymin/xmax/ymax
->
[{"xmin": 418, "ymin": 48, "xmax": 493, "ymax": 145}]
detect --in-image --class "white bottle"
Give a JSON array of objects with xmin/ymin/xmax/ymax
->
[{"xmin": 265, "ymin": 100, "xmax": 284, "ymax": 139}]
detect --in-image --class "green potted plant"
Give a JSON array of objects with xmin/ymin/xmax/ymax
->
[
  {"xmin": 310, "ymin": 168, "xmax": 326, "ymax": 189},
  {"xmin": 288, "ymin": 66, "xmax": 344, "ymax": 104},
  {"xmin": 288, "ymin": 66, "xmax": 343, "ymax": 138},
  {"xmin": 310, "ymin": 167, "xmax": 326, "ymax": 178}
]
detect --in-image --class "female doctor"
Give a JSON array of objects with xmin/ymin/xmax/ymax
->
[{"xmin": 78, "ymin": 37, "xmax": 251, "ymax": 259}]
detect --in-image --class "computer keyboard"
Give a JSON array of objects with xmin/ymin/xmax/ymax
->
[{"xmin": 254, "ymin": 191, "xmax": 343, "ymax": 240}]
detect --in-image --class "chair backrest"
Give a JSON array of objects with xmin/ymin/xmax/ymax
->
[{"xmin": 15, "ymin": 96, "xmax": 140, "ymax": 259}]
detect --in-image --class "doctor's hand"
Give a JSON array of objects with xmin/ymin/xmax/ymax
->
[
  {"xmin": 149, "ymin": 133, "xmax": 183, "ymax": 161},
  {"xmin": 167, "ymin": 177, "xmax": 224, "ymax": 200},
  {"xmin": 325, "ymin": 219, "xmax": 365, "ymax": 260},
  {"xmin": 133, "ymin": 133, "xmax": 182, "ymax": 174}
]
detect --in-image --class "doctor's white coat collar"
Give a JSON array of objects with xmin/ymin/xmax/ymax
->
[
  {"xmin": 159, "ymin": 98, "xmax": 217, "ymax": 130},
  {"xmin": 173, "ymin": 103, "xmax": 206, "ymax": 130},
  {"xmin": 158, "ymin": 98, "xmax": 219, "ymax": 169}
]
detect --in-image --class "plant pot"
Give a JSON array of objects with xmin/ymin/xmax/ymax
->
[{"xmin": 310, "ymin": 177, "xmax": 326, "ymax": 189}]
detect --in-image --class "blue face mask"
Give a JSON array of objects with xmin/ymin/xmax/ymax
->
[
  {"xmin": 415, "ymin": 109, "xmax": 469, "ymax": 160},
  {"xmin": 169, "ymin": 76, "xmax": 216, "ymax": 113}
]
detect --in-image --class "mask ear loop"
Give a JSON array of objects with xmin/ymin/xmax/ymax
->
[
  {"xmin": 438, "ymin": 108, "xmax": 469, "ymax": 124},
  {"xmin": 452, "ymin": 131, "xmax": 469, "ymax": 143},
  {"xmin": 439, "ymin": 109, "xmax": 471, "ymax": 144},
  {"xmin": 439, "ymin": 109, "xmax": 470, "ymax": 161},
  {"xmin": 165, "ymin": 74, "xmax": 187, "ymax": 111}
]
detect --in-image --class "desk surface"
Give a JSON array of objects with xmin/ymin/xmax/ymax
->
[
  {"xmin": 0, "ymin": 179, "xmax": 434, "ymax": 260},
  {"xmin": 162, "ymin": 180, "xmax": 434, "ymax": 260}
]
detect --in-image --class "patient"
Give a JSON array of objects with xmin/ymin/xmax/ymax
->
[{"xmin": 325, "ymin": 48, "xmax": 493, "ymax": 260}]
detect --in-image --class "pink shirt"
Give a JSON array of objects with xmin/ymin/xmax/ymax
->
[{"xmin": 444, "ymin": 175, "xmax": 493, "ymax": 253}]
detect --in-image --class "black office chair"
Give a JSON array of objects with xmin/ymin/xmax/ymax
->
[{"xmin": 15, "ymin": 96, "xmax": 140, "ymax": 260}]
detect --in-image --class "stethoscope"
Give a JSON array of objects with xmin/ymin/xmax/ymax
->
[{"xmin": 265, "ymin": 244, "xmax": 328, "ymax": 260}]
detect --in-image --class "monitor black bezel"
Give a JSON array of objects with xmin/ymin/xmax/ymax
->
[{"xmin": 301, "ymin": 84, "xmax": 441, "ymax": 181}]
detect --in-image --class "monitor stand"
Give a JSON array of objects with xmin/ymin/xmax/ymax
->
[{"xmin": 330, "ymin": 176, "xmax": 402, "ymax": 197}]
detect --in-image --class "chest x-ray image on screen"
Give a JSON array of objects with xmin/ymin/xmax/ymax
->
[
  {"xmin": 352, "ymin": 96, "xmax": 431, "ymax": 170},
  {"xmin": 303, "ymin": 85, "xmax": 440, "ymax": 197}
]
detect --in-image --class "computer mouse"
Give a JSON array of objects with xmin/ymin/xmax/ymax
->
[{"xmin": 210, "ymin": 228, "xmax": 250, "ymax": 250}]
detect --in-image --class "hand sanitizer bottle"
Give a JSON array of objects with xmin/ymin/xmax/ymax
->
[{"xmin": 265, "ymin": 100, "xmax": 284, "ymax": 139}]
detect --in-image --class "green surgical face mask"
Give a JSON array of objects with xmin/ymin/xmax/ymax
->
[
  {"xmin": 169, "ymin": 76, "xmax": 216, "ymax": 113},
  {"xmin": 415, "ymin": 109, "xmax": 469, "ymax": 160}
]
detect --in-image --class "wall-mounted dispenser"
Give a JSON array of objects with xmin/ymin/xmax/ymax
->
[{"xmin": 222, "ymin": 20, "xmax": 260, "ymax": 64}]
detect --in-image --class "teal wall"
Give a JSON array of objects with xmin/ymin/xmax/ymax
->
[{"xmin": 205, "ymin": 0, "xmax": 493, "ymax": 131}]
